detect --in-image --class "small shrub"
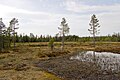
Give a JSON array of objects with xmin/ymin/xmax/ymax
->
[{"xmin": 48, "ymin": 38, "xmax": 54, "ymax": 51}]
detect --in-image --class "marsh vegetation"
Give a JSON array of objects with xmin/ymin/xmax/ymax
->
[{"xmin": 0, "ymin": 42, "xmax": 119, "ymax": 80}]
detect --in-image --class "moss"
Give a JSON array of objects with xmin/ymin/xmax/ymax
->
[{"xmin": 42, "ymin": 71, "xmax": 61, "ymax": 80}]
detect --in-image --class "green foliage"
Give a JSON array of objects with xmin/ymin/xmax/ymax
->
[
  {"xmin": 48, "ymin": 38, "xmax": 54, "ymax": 51},
  {"xmin": 65, "ymin": 35, "xmax": 79, "ymax": 42},
  {"xmin": 5, "ymin": 33, "xmax": 120, "ymax": 43},
  {"xmin": 0, "ymin": 35, "xmax": 3, "ymax": 51},
  {"xmin": 49, "ymin": 38, "xmax": 54, "ymax": 46},
  {"xmin": 88, "ymin": 14, "xmax": 100, "ymax": 35},
  {"xmin": 0, "ymin": 18, "xmax": 19, "ymax": 52}
]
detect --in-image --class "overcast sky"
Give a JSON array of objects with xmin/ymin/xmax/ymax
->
[{"xmin": 0, "ymin": 0, "xmax": 120, "ymax": 37}]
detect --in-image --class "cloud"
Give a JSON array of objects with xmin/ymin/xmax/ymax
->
[
  {"xmin": 63, "ymin": 0, "xmax": 120, "ymax": 13},
  {"xmin": 0, "ymin": 0, "xmax": 34, "ymax": 10},
  {"xmin": 0, "ymin": 0, "xmax": 120, "ymax": 37},
  {"xmin": 0, "ymin": 4, "xmax": 54, "ymax": 15},
  {"xmin": 98, "ymin": 12, "xmax": 120, "ymax": 35}
]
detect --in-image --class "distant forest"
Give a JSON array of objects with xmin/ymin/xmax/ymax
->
[{"xmin": 12, "ymin": 32, "xmax": 120, "ymax": 42}]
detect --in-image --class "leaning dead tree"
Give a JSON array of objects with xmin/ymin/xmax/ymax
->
[
  {"xmin": 88, "ymin": 14, "xmax": 100, "ymax": 48},
  {"xmin": 58, "ymin": 18, "xmax": 70, "ymax": 51},
  {"xmin": 9, "ymin": 18, "xmax": 19, "ymax": 48}
]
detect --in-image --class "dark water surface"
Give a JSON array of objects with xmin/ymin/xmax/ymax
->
[{"xmin": 70, "ymin": 51, "xmax": 120, "ymax": 72}]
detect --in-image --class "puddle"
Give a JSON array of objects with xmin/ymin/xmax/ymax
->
[{"xmin": 70, "ymin": 51, "xmax": 120, "ymax": 72}]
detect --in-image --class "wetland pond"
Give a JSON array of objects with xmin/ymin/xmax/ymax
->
[
  {"xmin": 70, "ymin": 51, "xmax": 120, "ymax": 72},
  {"xmin": 37, "ymin": 51, "xmax": 120, "ymax": 80}
]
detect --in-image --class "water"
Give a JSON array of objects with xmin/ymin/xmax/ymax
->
[{"xmin": 70, "ymin": 51, "xmax": 120, "ymax": 72}]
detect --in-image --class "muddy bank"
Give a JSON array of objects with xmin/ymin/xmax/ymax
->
[{"xmin": 36, "ymin": 54, "xmax": 120, "ymax": 80}]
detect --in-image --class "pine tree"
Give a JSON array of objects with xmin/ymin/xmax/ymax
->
[
  {"xmin": 88, "ymin": 14, "xmax": 100, "ymax": 62},
  {"xmin": 58, "ymin": 18, "xmax": 70, "ymax": 51},
  {"xmin": 9, "ymin": 18, "xmax": 19, "ymax": 48},
  {"xmin": 0, "ymin": 18, "xmax": 5, "ymax": 51},
  {"xmin": 88, "ymin": 14, "xmax": 100, "ymax": 47}
]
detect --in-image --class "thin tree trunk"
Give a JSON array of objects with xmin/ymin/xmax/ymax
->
[
  {"xmin": 0, "ymin": 35, "xmax": 2, "ymax": 52},
  {"xmin": 93, "ymin": 32, "xmax": 95, "ymax": 47},
  {"xmin": 8, "ymin": 33, "xmax": 11, "ymax": 48},
  {"xmin": 62, "ymin": 32, "xmax": 65, "ymax": 51},
  {"xmin": 2, "ymin": 35, "xmax": 4, "ymax": 49},
  {"xmin": 13, "ymin": 30, "xmax": 16, "ymax": 49},
  {"xmin": 13, "ymin": 34, "xmax": 15, "ymax": 49},
  {"xmin": 93, "ymin": 22, "xmax": 96, "ymax": 62}
]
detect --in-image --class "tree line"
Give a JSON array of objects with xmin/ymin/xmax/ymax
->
[{"xmin": 13, "ymin": 33, "xmax": 120, "ymax": 43}]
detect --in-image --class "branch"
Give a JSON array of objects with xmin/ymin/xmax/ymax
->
[
  {"xmin": 88, "ymin": 29, "xmax": 93, "ymax": 31},
  {"xmin": 58, "ymin": 27, "xmax": 62, "ymax": 30}
]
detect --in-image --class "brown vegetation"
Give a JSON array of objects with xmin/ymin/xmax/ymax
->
[{"xmin": 0, "ymin": 45, "xmax": 61, "ymax": 80}]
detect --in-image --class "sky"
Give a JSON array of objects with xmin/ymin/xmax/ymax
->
[{"xmin": 0, "ymin": 0, "xmax": 120, "ymax": 37}]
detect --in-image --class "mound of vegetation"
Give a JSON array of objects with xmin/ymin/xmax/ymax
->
[{"xmin": 37, "ymin": 49, "xmax": 70, "ymax": 58}]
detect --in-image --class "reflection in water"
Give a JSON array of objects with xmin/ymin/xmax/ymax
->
[{"xmin": 70, "ymin": 51, "xmax": 120, "ymax": 72}]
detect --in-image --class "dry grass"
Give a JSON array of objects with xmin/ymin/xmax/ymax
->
[
  {"xmin": 0, "ymin": 70, "xmax": 61, "ymax": 80},
  {"xmin": 0, "ymin": 45, "xmax": 61, "ymax": 80}
]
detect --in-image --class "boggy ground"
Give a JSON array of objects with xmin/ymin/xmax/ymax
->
[
  {"xmin": 0, "ymin": 42, "xmax": 120, "ymax": 80},
  {"xmin": 36, "ymin": 54, "xmax": 120, "ymax": 80}
]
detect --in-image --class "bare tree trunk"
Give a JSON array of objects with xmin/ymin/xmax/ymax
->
[
  {"xmin": 13, "ymin": 30, "xmax": 16, "ymax": 49},
  {"xmin": 8, "ymin": 33, "xmax": 11, "ymax": 48},
  {"xmin": 2, "ymin": 35, "xmax": 4, "ymax": 49},
  {"xmin": 93, "ymin": 32, "xmax": 95, "ymax": 48},
  {"xmin": 62, "ymin": 32, "xmax": 65, "ymax": 51},
  {"xmin": 93, "ymin": 23, "xmax": 96, "ymax": 62},
  {"xmin": 0, "ymin": 35, "xmax": 2, "ymax": 52}
]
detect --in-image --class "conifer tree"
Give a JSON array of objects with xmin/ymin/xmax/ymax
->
[
  {"xmin": 9, "ymin": 18, "xmax": 19, "ymax": 48},
  {"xmin": 88, "ymin": 14, "xmax": 100, "ymax": 47},
  {"xmin": 58, "ymin": 18, "xmax": 70, "ymax": 51}
]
